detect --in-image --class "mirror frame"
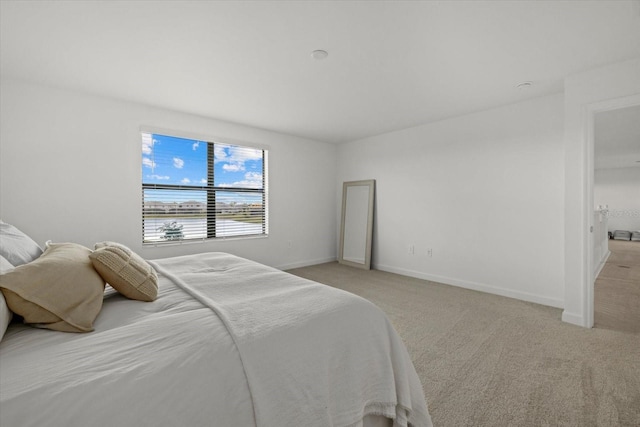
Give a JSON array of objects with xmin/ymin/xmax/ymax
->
[{"xmin": 338, "ymin": 179, "xmax": 375, "ymax": 270}]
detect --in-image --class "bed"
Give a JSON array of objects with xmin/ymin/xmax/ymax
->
[{"xmin": 0, "ymin": 221, "xmax": 432, "ymax": 427}]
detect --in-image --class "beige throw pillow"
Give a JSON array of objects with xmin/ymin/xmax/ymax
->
[
  {"xmin": 90, "ymin": 242, "xmax": 158, "ymax": 302},
  {"xmin": 0, "ymin": 243, "xmax": 105, "ymax": 333}
]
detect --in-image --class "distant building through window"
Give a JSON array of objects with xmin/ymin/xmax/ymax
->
[{"xmin": 141, "ymin": 131, "xmax": 268, "ymax": 244}]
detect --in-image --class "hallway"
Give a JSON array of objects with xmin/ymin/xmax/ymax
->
[{"xmin": 594, "ymin": 239, "xmax": 640, "ymax": 334}]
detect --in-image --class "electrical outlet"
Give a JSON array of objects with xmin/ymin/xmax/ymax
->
[
  {"xmin": 408, "ymin": 245, "xmax": 415, "ymax": 255},
  {"xmin": 427, "ymin": 248, "xmax": 433, "ymax": 257}
]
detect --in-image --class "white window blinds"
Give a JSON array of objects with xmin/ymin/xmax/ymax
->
[{"xmin": 141, "ymin": 132, "xmax": 268, "ymax": 244}]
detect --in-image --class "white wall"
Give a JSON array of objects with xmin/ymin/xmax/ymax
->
[
  {"xmin": 595, "ymin": 167, "xmax": 640, "ymax": 232},
  {"xmin": 563, "ymin": 57, "xmax": 640, "ymax": 327},
  {"xmin": 0, "ymin": 79, "xmax": 337, "ymax": 269},
  {"xmin": 337, "ymin": 93, "xmax": 565, "ymax": 307}
]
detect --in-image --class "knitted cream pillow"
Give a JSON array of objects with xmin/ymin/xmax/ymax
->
[{"xmin": 90, "ymin": 242, "xmax": 158, "ymax": 302}]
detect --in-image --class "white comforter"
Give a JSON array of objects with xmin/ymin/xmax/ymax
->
[{"xmin": 0, "ymin": 252, "xmax": 431, "ymax": 427}]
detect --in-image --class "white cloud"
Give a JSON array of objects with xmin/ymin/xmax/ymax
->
[
  {"xmin": 173, "ymin": 157, "xmax": 184, "ymax": 169},
  {"xmin": 215, "ymin": 144, "xmax": 261, "ymax": 164},
  {"xmin": 141, "ymin": 134, "xmax": 154, "ymax": 155},
  {"xmin": 192, "ymin": 141, "xmax": 200, "ymax": 150},
  {"xmin": 245, "ymin": 172, "xmax": 262, "ymax": 181},
  {"xmin": 215, "ymin": 144, "xmax": 263, "ymax": 179},
  {"xmin": 229, "ymin": 146, "xmax": 262, "ymax": 162},
  {"xmin": 148, "ymin": 174, "xmax": 170, "ymax": 180},
  {"xmin": 142, "ymin": 157, "xmax": 156, "ymax": 169},
  {"xmin": 223, "ymin": 163, "xmax": 244, "ymax": 172},
  {"xmin": 222, "ymin": 180, "xmax": 261, "ymax": 189},
  {"xmin": 200, "ymin": 178, "xmax": 207, "ymax": 184},
  {"xmin": 181, "ymin": 178, "xmax": 191, "ymax": 184},
  {"xmin": 214, "ymin": 145, "xmax": 227, "ymax": 162},
  {"xmin": 219, "ymin": 172, "xmax": 263, "ymax": 189}
]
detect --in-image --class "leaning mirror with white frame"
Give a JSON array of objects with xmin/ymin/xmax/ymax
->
[{"xmin": 339, "ymin": 179, "xmax": 375, "ymax": 270}]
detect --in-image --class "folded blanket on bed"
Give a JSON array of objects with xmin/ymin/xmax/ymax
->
[{"xmin": 151, "ymin": 253, "xmax": 432, "ymax": 427}]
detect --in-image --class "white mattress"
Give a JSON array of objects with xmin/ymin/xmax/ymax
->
[{"xmin": 0, "ymin": 252, "xmax": 431, "ymax": 427}]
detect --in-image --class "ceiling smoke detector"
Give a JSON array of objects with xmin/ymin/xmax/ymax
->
[{"xmin": 311, "ymin": 50, "xmax": 328, "ymax": 60}]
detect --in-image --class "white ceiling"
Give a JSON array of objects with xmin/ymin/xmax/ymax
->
[{"xmin": 1, "ymin": 0, "xmax": 640, "ymax": 144}]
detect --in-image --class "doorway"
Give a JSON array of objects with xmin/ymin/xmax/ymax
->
[{"xmin": 590, "ymin": 103, "xmax": 640, "ymax": 332}]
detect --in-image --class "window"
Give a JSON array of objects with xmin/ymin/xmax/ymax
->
[{"xmin": 141, "ymin": 131, "xmax": 267, "ymax": 244}]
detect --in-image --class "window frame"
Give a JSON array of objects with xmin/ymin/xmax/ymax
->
[{"xmin": 141, "ymin": 128, "xmax": 268, "ymax": 245}]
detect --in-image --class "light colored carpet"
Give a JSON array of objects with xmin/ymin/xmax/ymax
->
[{"xmin": 287, "ymin": 263, "xmax": 640, "ymax": 427}]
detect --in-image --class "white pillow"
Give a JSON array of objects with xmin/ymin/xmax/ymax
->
[
  {"xmin": 0, "ymin": 255, "xmax": 15, "ymax": 341},
  {"xmin": 0, "ymin": 220, "xmax": 43, "ymax": 267},
  {"xmin": 0, "ymin": 254, "xmax": 14, "ymax": 273}
]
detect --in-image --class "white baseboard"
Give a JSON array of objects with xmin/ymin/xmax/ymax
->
[
  {"xmin": 277, "ymin": 257, "xmax": 336, "ymax": 271},
  {"xmin": 373, "ymin": 263, "xmax": 565, "ymax": 309},
  {"xmin": 561, "ymin": 310, "xmax": 587, "ymax": 327},
  {"xmin": 594, "ymin": 250, "xmax": 611, "ymax": 279}
]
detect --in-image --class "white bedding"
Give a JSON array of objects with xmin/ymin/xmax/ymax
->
[{"xmin": 0, "ymin": 252, "xmax": 431, "ymax": 427}]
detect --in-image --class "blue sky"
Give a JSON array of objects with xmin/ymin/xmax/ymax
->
[{"xmin": 142, "ymin": 133, "xmax": 263, "ymax": 203}]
